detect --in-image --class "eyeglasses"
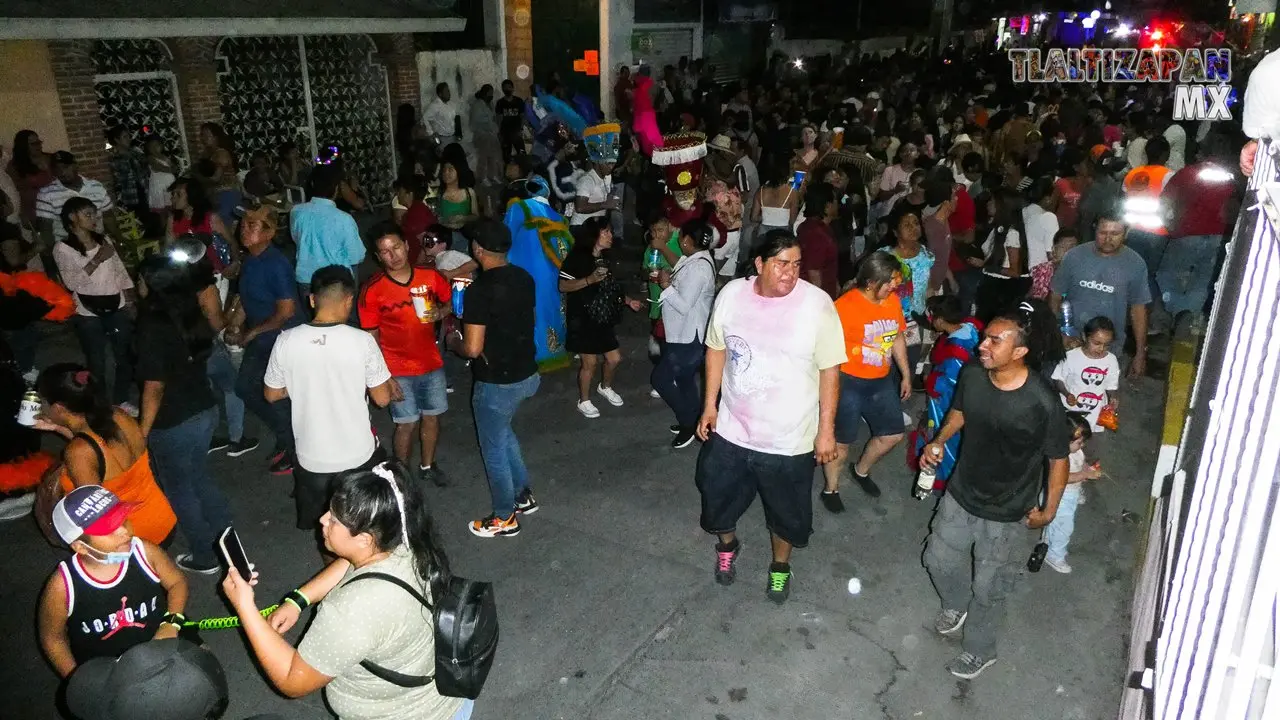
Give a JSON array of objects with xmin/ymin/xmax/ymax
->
[{"xmin": 422, "ymin": 237, "xmax": 443, "ymax": 248}]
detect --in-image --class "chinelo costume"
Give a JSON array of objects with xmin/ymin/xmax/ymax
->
[
  {"xmin": 652, "ymin": 132, "xmax": 708, "ymax": 229},
  {"xmin": 0, "ymin": 270, "xmax": 74, "ymax": 521},
  {"xmin": 504, "ymin": 175, "xmax": 576, "ymax": 372}
]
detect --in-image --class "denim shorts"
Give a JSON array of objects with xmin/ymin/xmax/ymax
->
[
  {"xmin": 834, "ymin": 373, "xmax": 903, "ymax": 444},
  {"xmin": 695, "ymin": 434, "xmax": 816, "ymax": 548},
  {"xmin": 390, "ymin": 369, "xmax": 448, "ymax": 423}
]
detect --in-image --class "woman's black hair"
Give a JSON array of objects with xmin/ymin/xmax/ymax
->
[
  {"xmin": 36, "ymin": 363, "xmax": 120, "ymax": 441},
  {"xmin": 438, "ymin": 144, "xmax": 477, "ymax": 189},
  {"xmin": 993, "ymin": 298, "xmax": 1063, "ymax": 371},
  {"xmin": 680, "ymin": 219, "xmax": 715, "ymax": 250},
  {"xmin": 985, "ymin": 188, "xmax": 1028, "ymax": 275},
  {"xmin": 11, "ymin": 130, "xmax": 43, "ymax": 178},
  {"xmin": 1083, "ymin": 315, "xmax": 1116, "ymax": 339},
  {"xmin": 330, "ymin": 461, "xmax": 451, "ymax": 593},
  {"xmin": 59, "ymin": 197, "xmax": 100, "ymax": 255},
  {"xmin": 137, "ymin": 254, "xmax": 215, "ymax": 366},
  {"xmin": 169, "ymin": 176, "xmax": 212, "ymax": 227},
  {"xmin": 926, "ymin": 294, "xmax": 966, "ymax": 325},
  {"xmin": 746, "ymin": 229, "xmax": 801, "ymax": 276},
  {"xmin": 1066, "ymin": 412, "xmax": 1093, "ymax": 442},
  {"xmin": 569, "ymin": 216, "xmax": 611, "ymax": 257},
  {"xmin": 760, "ymin": 157, "xmax": 791, "ymax": 188},
  {"xmin": 199, "ymin": 122, "xmax": 238, "ymax": 171},
  {"xmin": 803, "ymin": 183, "xmax": 835, "ymax": 218}
]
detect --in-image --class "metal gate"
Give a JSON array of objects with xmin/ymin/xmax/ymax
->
[
  {"xmin": 215, "ymin": 35, "xmax": 395, "ymax": 202},
  {"xmin": 92, "ymin": 39, "xmax": 189, "ymax": 166}
]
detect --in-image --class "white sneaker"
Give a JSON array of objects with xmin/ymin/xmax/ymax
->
[
  {"xmin": 1077, "ymin": 489, "xmax": 1088, "ymax": 506},
  {"xmin": 649, "ymin": 388, "xmax": 661, "ymax": 399},
  {"xmin": 116, "ymin": 402, "xmax": 140, "ymax": 418},
  {"xmin": 1044, "ymin": 556, "xmax": 1073, "ymax": 574},
  {"xmin": 577, "ymin": 400, "xmax": 601, "ymax": 418},
  {"xmin": 597, "ymin": 385, "xmax": 624, "ymax": 407}
]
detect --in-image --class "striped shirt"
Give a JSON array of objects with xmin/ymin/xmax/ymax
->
[{"xmin": 35, "ymin": 178, "xmax": 114, "ymax": 241}]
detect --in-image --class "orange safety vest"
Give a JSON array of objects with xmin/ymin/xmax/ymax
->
[{"xmin": 1122, "ymin": 165, "xmax": 1172, "ymax": 236}]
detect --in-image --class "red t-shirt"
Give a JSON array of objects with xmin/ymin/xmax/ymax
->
[
  {"xmin": 357, "ymin": 266, "xmax": 452, "ymax": 377},
  {"xmin": 1162, "ymin": 163, "xmax": 1235, "ymax": 238},
  {"xmin": 400, "ymin": 201, "xmax": 439, "ymax": 263},
  {"xmin": 796, "ymin": 217, "xmax": 839, "ymax": 299},
  {"xmin": 948, "ymin": 187, "xmax": 975, "ymax": 237}
]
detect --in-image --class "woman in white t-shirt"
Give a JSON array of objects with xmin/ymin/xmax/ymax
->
[
  {"xmin": 973, "ymin": 188, "xmax": 1031, "ymax": 324},
  {"xmin": 223, "ymin": 462, "xmax": 473, "ymax": 720}
]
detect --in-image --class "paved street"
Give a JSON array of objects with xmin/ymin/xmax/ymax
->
[{"xmin": 0, "ymin": 309, "xmax": 1165, "ymax": 720}]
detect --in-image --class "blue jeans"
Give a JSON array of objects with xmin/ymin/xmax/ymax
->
[
  {"xmin": 149, "ymin": 406, "xmax": 234, "ymax": 566},
  {"xmin": 207, "ymin": 342, "xmax": 245, "ymax": 442},
  {"xmin": 1157, "ymin": 234, "xmax": 1220, "ymax": 317},
  {"xmin": 473, "ymin": 373, "xmax": 540, "ymax": 517},
  {"xmin": 235, "ymin": 337, "xmax": 293, "ymax": 454},
  {"xmin": 451, "ymin": 700, "xmax": 474, "ymax": 720},
  {"xmin": 650, "ymin": 340, "xmax": 703, "ymax": 429},
  {"xmin": 1125, "ymin": 230, "xmax": 1167, "ymax": 305},
  {"xmin": 1043, "ymin": 483, "xmax": 1083, "ymax": 565},
  {"xmin": 72, "ymin": 311, "xmax": 135, "ymax": 405}
]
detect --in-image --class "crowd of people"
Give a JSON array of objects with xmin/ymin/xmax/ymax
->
[{"xmin": 0, "ymin": 39, "xmax": 1272, "ymax": 719}]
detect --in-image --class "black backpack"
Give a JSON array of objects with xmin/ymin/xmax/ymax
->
[{"xmin": 344, "ymin": 571, "xmax": 499, "ymax": 700}]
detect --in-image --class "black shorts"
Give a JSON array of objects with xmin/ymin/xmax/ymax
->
[
  {"xmin": 293, "ymin": 446, "xmax": 386, "ymax": 530},
  {"xmin": 834, "ymin": 373, "xmax": 904, "ymax": 444},
  {"xmin": 694, "ymin": 434, "xmax": 816, "ymax": 548}
]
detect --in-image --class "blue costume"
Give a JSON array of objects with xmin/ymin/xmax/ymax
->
[
  {"xmin": 910, "ymin": 319, "xmax": 983, "ymax": 492},
  {"xmin": 504, "ymin": 177, "xmax": 574, "ymax": 371}
]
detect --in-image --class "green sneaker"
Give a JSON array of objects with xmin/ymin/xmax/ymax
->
[{"xmin": 766, "ymin": 562, "xmax": 791, "ymax": 604}]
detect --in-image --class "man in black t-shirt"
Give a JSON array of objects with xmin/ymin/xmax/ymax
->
[
  {"xmin": 450, "ymin": 219, "xmax": 540, "ymax": 539},
  {"xmin": 495, "ymin": 79, "xmax": 528, "ymax": 163},
  {"xmin": 919, "ymin": 303, "xmax": 1070, "ymax": 680}
]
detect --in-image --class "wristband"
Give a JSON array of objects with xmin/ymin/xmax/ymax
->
[
  {"xmin": 162, "ymin": 611, "xmax": 186, "ymax": 626},
  {"xmin": 283, "ymin": 589, "xmax": 310, "ymax": 610}
]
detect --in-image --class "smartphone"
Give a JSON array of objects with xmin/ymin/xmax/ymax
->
[
  {"xmin": 791, "ymin": 170, "xmax": 807, "ymax": 190},
  {"xmin": 218, "ymin": 526, "xmax": 252, "ymax": 579}
]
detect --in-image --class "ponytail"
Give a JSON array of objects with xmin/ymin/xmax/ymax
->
[{"xmin": 995, "ymin": 298, "xmax": 1064, "ymax": 371}]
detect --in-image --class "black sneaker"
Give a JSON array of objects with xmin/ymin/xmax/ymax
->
[
  {"xmin": 820, "ymin": 490, "xmax": 845, "ymax": 513},
  {"xmin": 714, "ymin": 540, "xmax": 740, "ymax": 586},
  {"xmin": 852, "ymin": 469, "xmax": 882, "ymax": 498},
  {"xmin": 671, "ymin": 427, "xmax": 697, "ymax": 449},
  {"xmin": 175, "ymin": 553, "xmax": 220, "ymax": 575},
  {"xmin": 766, "ymin": 562, "xmax": 792, "ymax": 604},
  {"xmin": 419, "ymin": 464, "xmax": 448, "ymax": 487},
  {"xmin": 669, "ymin": 424, "xmax": 681, "ymax": 434},
  {"xmin": 269, "ymin": 451, "xmax": 294, "ymax": 475},
  {"xmin": 208, "ymin": 436, "xmax": 231, "ymax": 454},
  {"xmin": 226, "ymin": 437, "xmax": 260, "ymax": 457},
  {"xmin": 514, "ymin": 488, "xmax": 539, "ymax": 515}
]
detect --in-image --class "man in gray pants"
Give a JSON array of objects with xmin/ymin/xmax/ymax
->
[{"xmin": 919, "ymin": 302, "xmax": 1071, "ymax": 679}]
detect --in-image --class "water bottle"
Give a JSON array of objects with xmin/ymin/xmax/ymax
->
[
  {"xmin": 1060, "ymin": 297, "xmax": 1076, "ymax": 337},
  {"xmin": 914, "ymin": 444, "xmax": 941, "ymax": 500},
  {"xmin": 913, "ymin": 467, "xmax": 936, "ymax": 500},
  {"xmin": 451, "ymin": 279, "xmax": 470, "ymax": 318}
]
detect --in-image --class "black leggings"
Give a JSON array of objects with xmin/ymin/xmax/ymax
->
[{"xmin": 975, "ymin": 273, "xmax": 1033, "ymax": 325}]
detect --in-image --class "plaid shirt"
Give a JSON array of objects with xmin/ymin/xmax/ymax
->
[{"xmin": 107, "ymin": 150, "xmax": 150, "ymax": 208}]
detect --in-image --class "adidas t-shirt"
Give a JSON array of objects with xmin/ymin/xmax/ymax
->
[{"xmin": 1050, "ymin": 243, "xmax": 1151, "ymax": 353}]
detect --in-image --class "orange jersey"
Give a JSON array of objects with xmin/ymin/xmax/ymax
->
[{"xmin": 358, "ymin": 266, "xmax": 452, "ymax": 377}]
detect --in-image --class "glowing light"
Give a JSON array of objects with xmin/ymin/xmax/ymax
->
[
  {"xmin": 1105, "ymin": 0, "xmax": 1111, "ymax": 8},
  {"xmin": 1091, "ymin": 9, "xmax": 1101, "ymax": 18},
  {"xmin": 168, "ymin": 248, "xmax": 193, "ymax": 263},
  {"xmin": 1035, "ymin": 13, "xmax": 1047, "ymax": 21},
  {"xmin": 1150, "ymin": 29, "xmax": 1164, "ymax": 40},
  {"xmin": 1082, "ymin": 17, "xmax": 1096, "ymax": 28},
  {"xmin": 792, "ymin": 58, "xmax": 804, "ymax": 69},
  {"xmin": 1113, "ymin": 22, "xmax": 1133, "ymax": 36},
  {"xmin": 1198, "ymin": 167, "xmax": 1235, "ymax": 182}
]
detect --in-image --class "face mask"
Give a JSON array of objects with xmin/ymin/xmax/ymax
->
[{"xmin": 84, "ymin": 544, "xmax": 131, "ymax": 565}]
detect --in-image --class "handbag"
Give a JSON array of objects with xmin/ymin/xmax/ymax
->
[
  {"xmin": 585, "ymin": 273, "xmax": 623, "ymax": 326},
  {"xmin": 77, "ymin": 292, "xmax": 122, "ymax": 316}
]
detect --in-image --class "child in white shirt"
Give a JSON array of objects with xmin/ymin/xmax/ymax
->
[
  {"xmin": 1051, "ymin": 315, "xmax": 1121, "ymax": 436},
  {"xmin": 1042, "ymin": 413, "xmax": 1103, "ymax": 573}
]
